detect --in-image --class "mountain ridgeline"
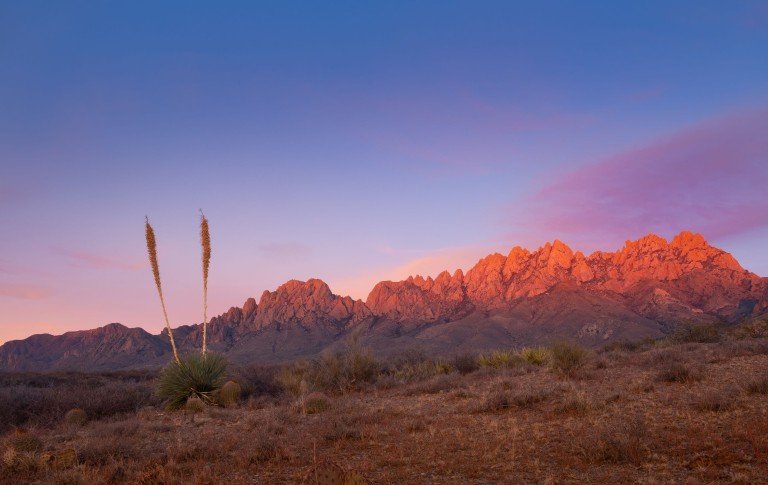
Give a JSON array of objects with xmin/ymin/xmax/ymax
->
[{"xmin": 2, "ymin": 231, "xmax": 766, "ymax": 371}]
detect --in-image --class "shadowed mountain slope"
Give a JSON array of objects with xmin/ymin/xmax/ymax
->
[{"xmin": 1, "ymin": 231, "xmax": 766, "ymax": 371}]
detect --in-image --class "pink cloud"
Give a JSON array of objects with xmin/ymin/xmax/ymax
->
[
  {"xmin": 507, "ymin": 106, "xmax": 768, "ymax": 250},
  {"xmin": 0, "ymin": 283, "xmax": 53, "ymax": 300},
  {"xmin": 59, "ymin": 250, "xmax": 144, "ymax": 270}
]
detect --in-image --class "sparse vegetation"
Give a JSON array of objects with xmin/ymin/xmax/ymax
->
[
  {"xmin": 63, "ymin": 408, "xmax": 87, "ymax": 427},
  {"xmin": 657, "ymin": 361, "xmax": 703, "ymax": 383},
  {"xmin": 3, "ymin": 336, "xmax": 768, "ymax": 482},
  {"xmin": 451, "ymin": 353, "xmax": 480, "ymax": 374},
  {"xmin": 550, "ymin": 341, "xmax": 588, "ymax": 377},
  {"xmin": 156, "ymin": 353, "xmax": 228, "ymax": 409},
  {"xmin": 521, "ymin": 346, "xmax": 551, "ymax": 365}
]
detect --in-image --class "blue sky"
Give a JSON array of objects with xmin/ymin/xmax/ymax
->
[{"xmin": 1, "ymin": 1, "xmax": 767, "ymax": 342}]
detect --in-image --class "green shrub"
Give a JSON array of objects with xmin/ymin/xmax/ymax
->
[
  {"xmin": 521, "ymin": 347, "xmax": 551, "ymax": 366},
  {"xmin": 550, "ymin": 341, "xmax": 588, "ymax": 377},
  {"xmin": 156, "ymin": 353, "xmax": 228, "ymax": 409},
  {"xmin": 63, "ymin": 408, "xmax": 87, "ymax": 427},
  {"xmin": 218, "ymin": 380, "xmax": 242, "ymax": 407},
  {"xmin": 478, "ymin": 350, "xmax": 524, "ymax": 369}
]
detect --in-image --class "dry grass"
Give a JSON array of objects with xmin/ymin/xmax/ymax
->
[{"xmin": 2, "ymin": 337, "xmax": 768, "ymax": 483}]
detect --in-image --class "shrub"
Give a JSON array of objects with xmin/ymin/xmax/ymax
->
[
  {"xmin": 692, "ymin": 389, "xmax": 735, "ymax": 412},
  {"xmin": 476, "ymin": 385, "xmax": 551, "ymax": 412},
  {"xmin": 63, "ymin": 408, "xmax": 87, "ymax": 427},
  {"xmin": 657, "ymin": 362, "xmax": 702, "ymax": 383},
  {"xmin": 746, "ymin": 377, "xmax": 768, "ymax": 395},
  {"xmin": 279, "ymin": 341, "xmax": 378, "ymax": 395},
  {"xmin": 478, "ymin": 350, "xmax": 524, "ymax": 369},
  {"xmin": 578, "ymin": 416, "xmax": 648, "ymax": 464},
  {"xmin": 390, "ymin": 359, "xmax": 452, "ymax": 382},
  {"xmin": 218, "ymin": 381, "xmax": 242, "ymax": 407},
  {"xmin": 451, "ymin": 354, "xmax": 480, "ymax": 375},
  {"xmin": 673, "ymin": 324, "xmax": 721, "ymax": 343},
  {"xmin": 156, "ymin": 353, "xmax": 228, "ymax": 409},
  {"xmin": 550, "ymin": 341, "xmax": 588, "ymax": 377},
  {"xmin": 520, "ymin": 347, "xmax": 551, "ymax": 365},
  {"xmin": 303, "ymin": 392, "xmax": 331, "ymax": 414},
  {"xmin": 6, "ymin": 431, "xmax": 42, "ymax": 453}
]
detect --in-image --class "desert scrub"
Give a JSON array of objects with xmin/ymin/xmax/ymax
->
[
  {"xmin": 451, "ymin": 353, "xmax": 480, "ymax": 374},
  {"xmin": 520, "ymin": 347, "xmax": 551, "ymax": 365},
  {"xmin": 478, "ymin": 350, "xmax": 524, "ymax": 369},
  {"xmin": 63, "ymin": 408, "xmax": 87, "ymax": 427},
  {"xmin": 302, "ymin": 392, "xmax": 331, "ymax": 414},
  {"xmin": 550, "ymin": 341, "xmax": 588, "ymax": 377},
  {"xmin": 746, "ymin": 376, "xmax": 768, "ymax": 394},
  {"xmin": 280, "ymin": 341, "xmax": 378, "ymax": 394},
  {"xmin": 657, "ymin": 362, "xmax": 702, "ymax": 383},
  {"xmin": 156, "ymin": 353, "xmax": 228, "ymax": 409}
]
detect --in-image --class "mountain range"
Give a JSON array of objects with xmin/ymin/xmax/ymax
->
[{"xmin": 1, "ymin": 231, "xmax": 766, "ymax": 371}]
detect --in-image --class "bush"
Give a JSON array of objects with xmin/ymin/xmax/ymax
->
[
  {"xmin": 746, "ymin": 377, "xmax": 768, "ymax": 395},
  {"xmin": 478, "ymin": 350, "xmax": 524, "ymax": 369},
  {"xmin": 673, "ymin": 324, "xmax": 721, "ymax": 343},
  {"xmin": 5, "ymin": 431, "xmax": 42, "ymax": 453},
  {"xmin": 278, "ymin": 342, "xmax": 378, "ymax": 395},
  {"xmin": 303, "ymin": 392, "xmax": 331, "ymax": 414},
  {"xmin": 657, "ymin": 362, "xmax": 702, "ymax": 383},
  {"xmin": 692, "ymin": 389, "xmax": 735, "ymax": 412},
  {"xmin": 156, "ymin": 353, "xmax": 228, "ymax": 409},
  {"xmin": 550, "ymin": 342, "xmax": 588, "ymax": 377},
  {"xmin": 521, "ymin": 347, "xmax": 551, "ymax": 365},
  {"xmin": 218, "ymin": 381, "xmax": 242, "ymax": 407},
  {"xmin": 63, "ymin": 408, "xmax": 87, "ymax": 427},
  {"xmin": 451, "ymin": 354, "xmax": 480, "ymax": 375}
]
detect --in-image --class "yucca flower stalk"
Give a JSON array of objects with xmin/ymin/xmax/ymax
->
[
  {"xmin": 200, "ymin": 210, "xmax": 211, "ymax": 355},
  {"xmin": 145, "ymin": 216, "xmax": 180, "ymax": 363}
]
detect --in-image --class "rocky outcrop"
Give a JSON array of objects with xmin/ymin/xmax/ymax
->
[
  {"xmin": 366, "ymin": 270, "xmax": 471, "ymax": 326},
  {"xmin": 1, "ymin": 231, "xmax": 766, "ymax": 371}
]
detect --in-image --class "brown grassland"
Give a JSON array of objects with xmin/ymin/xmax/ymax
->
[{"xmin": 2, "ymin": 322, "xmax": 768, "ymax": 484}]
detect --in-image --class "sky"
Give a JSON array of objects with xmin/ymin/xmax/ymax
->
[{"xmin": 1, "ymin": 1, "xmax": 767, "ymax": 343}]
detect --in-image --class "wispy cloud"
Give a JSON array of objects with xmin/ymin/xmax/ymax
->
[
  {"xmin": 0, "ymin": 283, "xmax": 53, "ymax": 300},
  {"xmin": 506, "ymin": 106, "xmax": 768, "ymax": 250},
  {"xmin": 257, "ymin": 242, "xmax": 312, "ymax": 259},
  {"xmin": 58, "ymin": 250, "xmax": 144, "ymax": 270}
]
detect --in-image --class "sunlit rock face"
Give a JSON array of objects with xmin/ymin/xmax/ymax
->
[{"xmin": 2, "ymin": 231, "xmax": 766, "ymax": 371}]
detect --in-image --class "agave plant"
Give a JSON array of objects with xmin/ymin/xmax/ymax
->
[{"xmin": 156, "ymin": 353, "xmax": 228, "ymax": 409}]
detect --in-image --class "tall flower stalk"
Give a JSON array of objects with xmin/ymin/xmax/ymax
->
[
  {"xmin": 145, "ymin": 216, "xmax": 180, "ymax": 363},
  {"xmin": 200, "ymin": 210, "xmax": 211, "ymax": 355}
]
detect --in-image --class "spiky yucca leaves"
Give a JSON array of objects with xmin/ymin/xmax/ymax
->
[
  {"xmin": 199, "ymin": 210, "xmax": 211, "ymax": 354},
  {"xmin": 156, "ymin": 353, "xmax": 228, "ymax": 409},
  {"xmin": 145, "ymin": 217, "xmax": 180, "ymax": 363}
]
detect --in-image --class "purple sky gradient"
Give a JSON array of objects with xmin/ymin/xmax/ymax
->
[{"xmin": 1, "ymin": 2, "xmax": 767, "ymax": 343}]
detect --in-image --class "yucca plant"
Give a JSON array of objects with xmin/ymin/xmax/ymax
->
[
  {"xmin": 147, "ymin": 212, "xmax": 229, "ymax": 410},
  {"xmin": 145, "ymin": 217, "xmax": 180, "ymax": 363},
  {"xmin": 156, "ymin": 352, "xmax": 228, "ymax": 409},
  {"xmin": 200, "ymin": 210, "xmax": 211, "ymax": 355}
]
